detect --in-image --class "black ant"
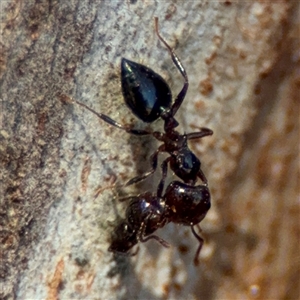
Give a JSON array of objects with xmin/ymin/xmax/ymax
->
[
  {"xmin": 71, "ymin": 17, "xmax": 213, "ymax": 188},
  {"xmin": 109, "ymin": 180, "xmax": 210, "ymax": 265},
  {"xmin": 65, "ymin": 18, "xmax": 213, "ymax": 264}
]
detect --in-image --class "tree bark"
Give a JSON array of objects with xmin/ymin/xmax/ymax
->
[{"xmin": 1, "ymin": 1, "xmax": 299, "ymax": 299}]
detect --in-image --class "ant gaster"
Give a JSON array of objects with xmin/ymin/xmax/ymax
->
[
  {"xmin": 73, "ymin": 17, "xmax": 213, "ymax": 187},
  {"xmin": 109, "ymin": 180, "xmax": 210, "ymax": 265}
]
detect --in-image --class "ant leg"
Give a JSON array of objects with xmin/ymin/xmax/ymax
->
[
  {"xmin": 140, "ymin": 234, "xmax": 170, "ymax": 248},
  {"xmin": 72, "ymin": 98, "xmax": 152, "ymax": 136},
  {"xmin": 197, "ymin": 169, "xmax": 208, "ymax": 185},
  {"xmin": 118, "ymin": 195, "xmax": 138, "ymax": 203},
  {"xmin": 186, "ymin": 128, "xmax": 213, "ymax": 140},
  {"xmin": 137, "ymin": 216, "xmax": 170, "ymax": 248},
  {"xmin": 186, "ymin": 128, "xmax": 212, "ymax": 185},
  {"xmin": 191, "ymin": 225, "xmax": 204, "ymax": 266},
  {"xmin": 154, "ymin": 17, "xmax": 188, "ymax": 117},
  {"xmin": 124, "ymin": 145, "xmax": 165, "ymax": 187},
  {"xmin": 112, "ymin": 246, "xmax": 139, "ymax": 257},
  {"xmin": 157, "ymin": 156, "xmax": 171, "ymax": 197}
]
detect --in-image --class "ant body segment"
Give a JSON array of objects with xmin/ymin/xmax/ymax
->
[{"xmin": 68, "ymin": 18, "xmax": 213, "ymax": 264}]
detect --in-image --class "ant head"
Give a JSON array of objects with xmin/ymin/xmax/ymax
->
[{"xmin": 108, "ymin": 222, "xmax": 138, "ymax": 254}]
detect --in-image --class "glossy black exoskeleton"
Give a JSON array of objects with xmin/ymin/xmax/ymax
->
[
  {"xmin": 121, "ymin": 58, "xmax": 172, "ymax": 123},
  {"xmin": 165, "ymin": 181, "xmax": 210, "ymax": 226},
  {"xmin": 73, "ymin": 17, "xmax": 213, "ymax": 186},
  {"xmin": 109, "ymin": 191, "xmax": 168, "ymax": 254},
  {"xmin": 108, "ymin": 180, "xmax": 210, "ymax": 265}
]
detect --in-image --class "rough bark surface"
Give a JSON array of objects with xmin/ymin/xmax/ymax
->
[{"xmin": 1, "ymin": 1, "xmax": 299, "ymax": 299}]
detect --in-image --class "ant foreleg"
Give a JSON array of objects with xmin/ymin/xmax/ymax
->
[
  {"xmin": 139, "ymin": 225, "xmax": 170, "ymax": 248},
  {"xmin": 140, "ymin": 234, "xmax": 170, "ymax": 248},
  {"xmin": 186, "ymin": 128, "xmax": 213, "ymax": 140},
  {"xmin": 191, "ymin": 225, "xmax": 204, "ymax": 266},
  {"xmin": 137, "ymin": 215, "xmax": 170, "ymax": 248},
  {"xmin": 154, "ymin": 17, "xmax": 188, "ymax": 117}
]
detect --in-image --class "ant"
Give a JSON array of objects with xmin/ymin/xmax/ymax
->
[
  {"xmin": 109, "ymin": 180, "xmax": 211, "ymax": 265},
  {"xmin": 64, "ymin": 18, "xmax": 214, "ymax": 264},
  {"xmin": 71, "ymin": 17, "xmax": 213, "ymax": 188}
]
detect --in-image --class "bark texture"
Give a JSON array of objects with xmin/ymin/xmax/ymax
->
[{"xmin": 1, "ymin": 1, "xmax": 299, "ymax": 299}]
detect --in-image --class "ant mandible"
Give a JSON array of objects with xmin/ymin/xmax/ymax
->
[
  {"xmin": 109, "ymin": 180, "xmax": 211, "ymax": 265},
  {"xmin": 72, "ymin": 17, "xmax": 213, "ymax": 187}
]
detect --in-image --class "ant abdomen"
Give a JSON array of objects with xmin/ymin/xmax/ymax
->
[{"xmin": 121, "ymin": 58, "xmax": 172, "ymax": 123}]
